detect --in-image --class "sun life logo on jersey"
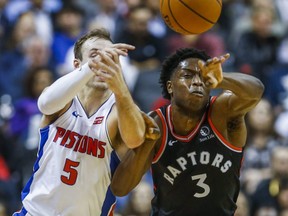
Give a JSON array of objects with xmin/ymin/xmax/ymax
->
[{"xmin": 199, "ymin": 126, "xmax": 215, "ymax": 142}]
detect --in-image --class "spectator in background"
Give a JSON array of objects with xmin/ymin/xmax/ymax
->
[
  {"xmin": 241, "ymin": 98, "xmax": 281, "ymax": 195},
  {"xmin": 22, "ymin": 35, "xmax": 54, "ymax": 72},
  {"xmin": 0, "ymin": 131, "xmax": 20, "ymax": 215},
  {"xmin": 0, "ymin": 200, "xmax": 7, "ymax": 216},
  {"xmin": 8, "ymin": 67, "xmax": 54, "ymax": 187},
  {"xmin": 114, "ymin": 4, "xmax": 166, "ymax": 71},
  {"xmin": 0, "ymin": 12, "xmax": 36, "ymax": 101},
  {"xmin": 278, "ymin": 179, "xmax": 288, "ymax": 214},
  {"xmin": 234, "ymin": 191, "xmax": 250, "ymax": 216},
  {"xmin": 263, "ymin": 64, "xmax": 288, "ymax": 110},
  {"xmin": 274, "ymin": 103, "xmax": 288, "ymax": 146},
  {"xmin": 166, "ymin": 32, "xmax": 226, "ymax": 63},
  {"xmin": 0, "ymin": 34, "xmax": 53, "ymax": 102},
  {"xmin": 23, "ymin": 0, "xmax": 55, "ymax": 46},
  {"xmin": 250, "ymin": 146, "xmax": 288, "ymax": 215},
  {"xmin": 233, "ymin": 6, "xmax": 280, "ymax": 81},
  {"xmin": 0, "ymin": 0, "xmax": 11, "ymax": 52},
  {"xmin": 87, "ymin": 0, "xmax": 125, "ymax": 41},
  {"xmin": 119, "ymin": 179, "xmax": 153, "ymax": 216},
  {"xmin": 145, "ymin": 0, "xmax": 168, "ymax": 39},
  {"xmin": 51, "ymin": 4, "xmax": 86, "ymax": 76},
  {"xmin": 227, "ymin": 0, "xmax": 284, "ymax": 51},
  {"xmin": 114, "ymin": 4, "xmax": 166, "ymax": 112}
]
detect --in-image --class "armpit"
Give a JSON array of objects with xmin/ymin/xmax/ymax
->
[{"xmin": 227, "ymin": 117, "xmax": 243, "ymax": 132}]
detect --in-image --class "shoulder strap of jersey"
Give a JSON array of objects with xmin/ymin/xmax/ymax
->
[{"xmin": 152, "ymin": 106, "xmax": 169, "ymax": 164}]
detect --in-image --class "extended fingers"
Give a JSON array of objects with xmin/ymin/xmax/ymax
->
[
  {"xmin": 112, "ymin": 43, "xmax": 135, "ymax": 56},
  {"xmin": 206, "ymin": 53, "xmax": 230, "ymax": 65},
  {"xmin": 113, "ymin": 43, "xmax": 135, "ymax": 51}
]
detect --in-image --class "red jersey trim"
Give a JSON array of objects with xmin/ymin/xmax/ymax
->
[
  {"xmin": 167, "ymin": 104, "xmax": 207, "ymax": 142},
  {"xmin": 152, "ymin": 109, "xmax": 168, "ymax": 163},
  {"xmin": 208, "ymin": 96, "xmax": 243, "ymax": 153}
]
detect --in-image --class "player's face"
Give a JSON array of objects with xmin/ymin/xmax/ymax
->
[
  {"xmin": 168, "ymin": 58, "xmax": 210, "ymax": 111},
  {"xmin": 81, "ymin": 37, "xmax": 113, "ymax": 89}
]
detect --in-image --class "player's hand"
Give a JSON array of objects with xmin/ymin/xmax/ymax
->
[
  {"xmin": 198, "ymin": 53, "xmax": 230, "ymax": 88},
  {"xmin": 141, "ymin": 112, "xmax": 160, "ymax": 142},
  {"xmin": 111, "ymin": 43, "xmax": 135, "ymax": 57},
  {"xmin": 91, "ymin": 49, "xmax": 128, "ymax": 92}
]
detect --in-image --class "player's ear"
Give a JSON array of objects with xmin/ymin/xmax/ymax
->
[
  {"xmin": 74, "ymin": 59, "xmax": 81, "ymax": 69},
  {"xmin": 167, "ymin": 81, "xmax": 173, "ymax": 94}
]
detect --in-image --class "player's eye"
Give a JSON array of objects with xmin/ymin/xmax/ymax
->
[
  {"xmin": 90, "ymin": 53, "xmax": 98, "ymax": 58},
  {"xmin": 183, "ymin": 74, "xmax": 192, "ymax": 78}
]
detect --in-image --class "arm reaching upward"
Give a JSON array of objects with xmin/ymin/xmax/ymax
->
[
  {"xmin": 38, "ymin": 43, "xmax": 135, "ymax": 116},
  {"xmin": 198, "ymin": 53, "xmax": 264, "ymax": 114}
]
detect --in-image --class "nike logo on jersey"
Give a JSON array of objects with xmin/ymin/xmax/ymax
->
[
  {"xmin": 72, "ymin": 111, "xmax": 82, "ymax": 118},
  {"xmin": 168, "ymin": 140, "xmax": 178, "ymax": 146}
]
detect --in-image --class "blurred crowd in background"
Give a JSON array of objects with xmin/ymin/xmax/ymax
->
[{"xmin": 0, "ymin": 0, "xmax": 288, "ymax": 215}]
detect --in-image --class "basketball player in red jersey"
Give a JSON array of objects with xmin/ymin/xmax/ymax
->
[{"xmin": 111, "ymin": 48, "xmax": 264, "ymax": 216}]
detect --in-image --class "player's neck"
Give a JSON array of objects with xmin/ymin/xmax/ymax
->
[
  {"xmin": 77, "ymin": 88, "xmax": 112, "ymax": 117},
  {"xmin": 171, "ymin": 108, "xmax": 204, "ymax": 136}
]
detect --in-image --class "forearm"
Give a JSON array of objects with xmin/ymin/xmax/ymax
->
[
  {"xmin": 111, "ymin": 140, "xmax": 155, "ymax": 196},
  {"xmin": 38, "ymin": 63, "xmax": 94, "ymax": 115},
  {"xmin": 218, "ymin": 72, "xmax": 264, "ymax": 100},
  {"xmin": 115, "ymin": 89, "xmax": 145, "ymax": 148}
]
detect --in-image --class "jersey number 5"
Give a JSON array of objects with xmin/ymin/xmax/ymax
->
[
  {"xmin": 191, "ymin": 173, "xmax": 210, "ymax": 198},
  {"xmin": 61, "ymin": 159, "xmax": 80, "ymax": 185}
]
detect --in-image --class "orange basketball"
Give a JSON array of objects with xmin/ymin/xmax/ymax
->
[{"xmin": 160, "ymin": 0, "xmax": 222, "ymax": 35}]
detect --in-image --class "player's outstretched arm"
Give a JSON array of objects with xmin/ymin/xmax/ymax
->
[
  {"xmin": 111, "ymin": 113, "xmax": 160, "ymax": 196},
  {"xmin": 198, "ymin": 53, "xmax": 264, "ymax": 114},
  {"xmin": 95, "ymin": 49, "xmax": 146, "ymax": 148},
  {"xmin": 218, "ymin": 72, "xmax": 264, "ymax": 113},
  {"xmin": 38, "ymin": 43, "xmax": 134, "ymax": 116}
]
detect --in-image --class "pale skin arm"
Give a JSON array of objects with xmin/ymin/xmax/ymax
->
[
  {"xmin": 95, "ymin": 49, "xmax": 145, "ymax": 149},
  {"xmin": 111, "ymin": 112, "xmax": 160, "ymax": 196},
  {"xmin": 39, "ymin": 43, "xmax": 135, "ymax": 127}
]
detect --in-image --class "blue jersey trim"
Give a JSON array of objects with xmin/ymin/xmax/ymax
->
[
  {"xmin": 13, "ymin": 207, "xmax": 28, "ymax": 216},
  {"xmin": 100, "ymin": 150, "xmax": 120, "ymax": 215},
  {"xmin": 21, "ymin": 126, "xmax": 50, "ymax": 200}
]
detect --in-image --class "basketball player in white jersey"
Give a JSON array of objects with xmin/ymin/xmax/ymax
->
[{"xmin": 13, "ymin": 28, "xmax": 154, "ymax": 216}]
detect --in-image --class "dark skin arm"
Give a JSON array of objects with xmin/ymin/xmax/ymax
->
[
  {"xmin": 111, "ymin": 112, "xmax": 161, "ymax": 197},
  {"xmin": 199, "ymin": 54, "xmax": 265, "ymax": 148}
]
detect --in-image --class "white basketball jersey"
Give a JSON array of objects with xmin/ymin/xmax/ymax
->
[{"xmin": 20, "ymin": 95, "xmax": 119, "ymax": 216}]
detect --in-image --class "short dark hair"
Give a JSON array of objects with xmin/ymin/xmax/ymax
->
[
  {"xmin": 159, "ymin": 48, "xmax": 211, "ymax": 100},
  {"xmin": 74, "ymin": 28, "xmax": 113, "ymax": 60}
]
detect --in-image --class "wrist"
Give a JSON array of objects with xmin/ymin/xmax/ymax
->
[{"xmin": 80, "ymin": 62, "xmax": 94, "ymax": 75}]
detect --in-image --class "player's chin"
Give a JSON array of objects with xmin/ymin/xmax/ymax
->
[{"xmin": 88, "ymin": 79, "xmax": 108, "ymax": 89}]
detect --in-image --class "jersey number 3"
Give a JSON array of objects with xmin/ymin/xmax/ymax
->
[
  {"xmin": 61, "ymin": 159, "xmax": 80, "ymax": 185},
  {"xmin": 191, "ymin": 173, "xmax": 210, "ymax": 198}
]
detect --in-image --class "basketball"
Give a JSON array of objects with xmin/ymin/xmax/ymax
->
[{"xmin": 160, "ymin": 0, "xmax": 222, "ymax": 35}]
